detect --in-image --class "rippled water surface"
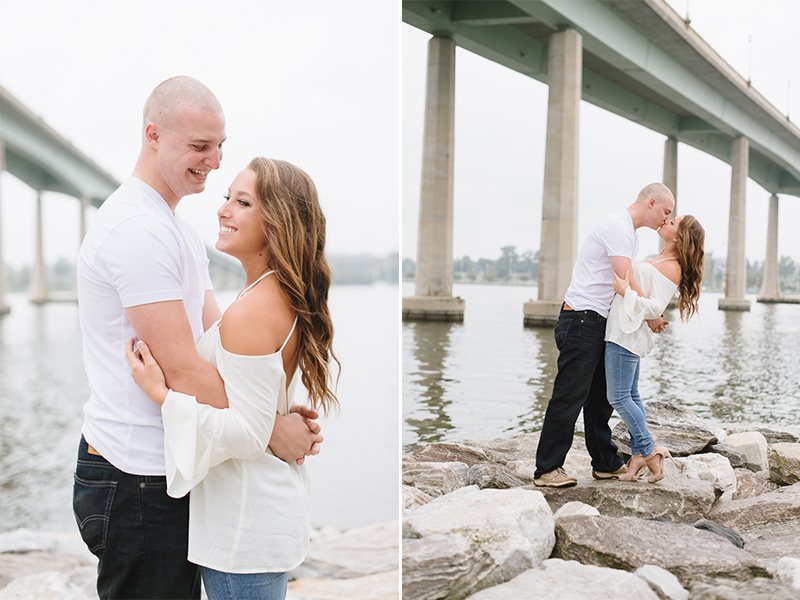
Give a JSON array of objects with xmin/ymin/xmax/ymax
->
[
  {"xmin": 403, "ymin": 282, "xmax": 800, "ymax": 452},
  {"xmin": 0, "ymin": 284, "xmax": 399, "ymax": 533}
]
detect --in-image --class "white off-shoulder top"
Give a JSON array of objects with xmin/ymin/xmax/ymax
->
[
  {"xmin": 160, "ymin": 274, "xmax": 310, "ymax": 573},
  {"xmin": 605, "ymin": 260, "xmax": 678, "ymax": 359}
]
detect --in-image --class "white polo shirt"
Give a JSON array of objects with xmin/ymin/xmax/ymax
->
[
  {"xmin": 563, "ymin": 209, "xmax": 638, "ymax": 318},
  {"xmin": 77, "ymin": 177, "xmax": 213, "ymax": 475}
]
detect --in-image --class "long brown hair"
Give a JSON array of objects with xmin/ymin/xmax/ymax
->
[
  {"xmin": 675, "ymin": 215, "xmax": 705, "ymax": 322},
  {"xmin": 249, "ymin": 157, "xmax": 339, "ymax": 414}
]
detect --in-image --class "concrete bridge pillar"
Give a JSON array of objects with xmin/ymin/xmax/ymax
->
[
  {"xmin": 0, "ymin": 139, "xmax": 9, "ymax": 315},
  {"xmin": 719, "ymin": 136, "xmax": 750, "ymax": 311},
  {"xmin": 758, "ymin": 194, "xmax": 781, "ymax": 302},
  {"xmin": 402, "ymin": 35, "xmax": 464, "ymax": 321},
  {"xmin": 29, "ymin": 191, "xmax": 49, "ymax": 304},
  {"xmin": 524, "ymin": 28, "xmax": 583, "ymax": 326},
  {"xmin": 663, "ymin": 137, "xmax": 679, "ymax": 307}
]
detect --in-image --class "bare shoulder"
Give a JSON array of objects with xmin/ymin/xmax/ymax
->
[
  {"xmin": 654, "ymin": 259, "xmax": 681, "ymax": 285},
  {"xmin": 220, "ymin": 279, "xmax": 296, "ymax": 356}
]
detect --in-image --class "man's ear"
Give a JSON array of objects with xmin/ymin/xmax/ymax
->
[{"xmin": 144, "ymin": 122, "xmax": 160, "ymax": 149}]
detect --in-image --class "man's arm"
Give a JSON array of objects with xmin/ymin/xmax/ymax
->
[
  {"xmin": 608, "ymin": 256, "xmax": 668, "ymax": 333},
  {"xmin": 126, "ymin": 299, "xmax": 322, "ymax": 461}
]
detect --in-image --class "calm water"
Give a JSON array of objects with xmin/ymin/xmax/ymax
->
[
  {"xmin": 0, "ymin": 283, "xmax": 399, "ymax": 533},
  {"xmin": 403, "ymin": 282, "xmax": 800, "ymax": 452}
]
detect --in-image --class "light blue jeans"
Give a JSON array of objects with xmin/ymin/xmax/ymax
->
[
  {"xmin": 201, "ymin": 567, "xmax": 288, "ymax": 600},
  {"xmin": 605, "ymin": 342, "xmax": 655, "ymax": 458}
]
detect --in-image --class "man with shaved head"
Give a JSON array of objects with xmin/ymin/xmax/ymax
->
[
  {"xmin": 533, "ymin": 183, "xmax": 675, "ymax": 488},
  {"xmin": 74, "ymin": 76, "xmax": 322, "ymax": 599}
]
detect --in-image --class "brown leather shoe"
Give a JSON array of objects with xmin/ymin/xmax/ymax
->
[{"xmin": 534, "ymin": 467, "xmax": 578, "ymax": 487}]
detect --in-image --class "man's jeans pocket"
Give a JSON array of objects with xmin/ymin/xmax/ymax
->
[{"xmin": 73, "ymin": 474, "xmax": 117, "ymax": 554}]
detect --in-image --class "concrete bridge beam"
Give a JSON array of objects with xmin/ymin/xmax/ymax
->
[
  {"xmin": 758, "ymin": 194, "xmax": 781, "ymax": 302},
  {"xmin": 524, "ymin": 28, "xmax": 583, "ymax": 326},
  {"xmin": 719, "ymin": 136, "xmax": 751, "ymax": 311},
  {"xmin": 29, "ymin": 191, "xmax": 49, "ymax": 304},
  {"xmin": 403, "ymin": 35, "xmax": 464, "ymax": 322},
  {"xmin": 0, "ymin": 139, "xmax": 9, "ymax": 314}
]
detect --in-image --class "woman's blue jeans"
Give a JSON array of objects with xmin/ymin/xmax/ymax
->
[
  {"xmin": 201, "ymin": 568, "xmax": 288, "ymax": 600},
  {"xmin": 604, "ymin": 342, "xmax": 655, "ymax": 458}
]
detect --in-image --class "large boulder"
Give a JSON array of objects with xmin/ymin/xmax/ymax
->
[
  {"xmin": 732, "ymin": 468, "xmax": 779, "ymax": 501},
  {"xmin": 403, "ymin": 484, "xmax": 433, "ymax": 514},
  {"xmin": 411, "ymin": 442, "xmax": 493, "ymax": 466},
  {"xmin": 403, "ymin": 487, "xmax": 555, "ymax": 582},
  {"xmin": 467, "ymin": 463, "xmax": 535, "ymax": 489},
  {"xmin": 775, "ymin": 556, "xmax": 800, "ymax": 591},
  {"xmin": 635, "ymin": 564, "xmax": 689, "ymax": 600},
  {"xmin": 462, "ymin": 432, "xmax": 588, "ymax": 466},
  {"xmin": 611, "ymin": 402, "xmax": 717, "ymax": 457},
  {"xmin": 402, "ymin": 533, "xmax": 502, "ymax": 600},
  {"xmin": 724, "ymin": 433, "xmax": 769, "ymax": 473},
  {"xmin": 721, "ymin": 423, "xmax": 800, "ymax": 444},
  {"xmin": 673, "ymin": 454, "xmax": 737, "ymax": 502},
  {"xmin": 402, "ymin": 461, "xmax": 468, "ymax": 498},
  {"xmin": 707, "ymin": 482, "xmax": 800, "ymax": 544},
  {"xmin": 740, "ymin": 532, "xmax": 800, "ymax": 572},
  {"xmin": 287, "ymin": 569, "xmax": 399, "ymax": 600},
  {"xmin": 530, "ymin": 477, "xmax": 719, "ymax": 523},
  {"xmin": 552, "ymin": 515, "xmax": 769, "ymax": 586},
  {"xmin": 464, "ymin": 558, "xmax": 660, "ymax": 600},
  {"xmin": 687, "ymin": 574, "xmax": 799, "ymax": 600},
  {"xmin": 768, "ymin": 442, "xmax": 800, "ymax": 486}
]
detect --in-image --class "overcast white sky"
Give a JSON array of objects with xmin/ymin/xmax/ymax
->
[
  {"xmin": 402, "ymin": 0, "xmax": 800, "ymax": 265},
  {"xmin": 0, "ymin": 0, "xmax": 399, "ymax": 269}
]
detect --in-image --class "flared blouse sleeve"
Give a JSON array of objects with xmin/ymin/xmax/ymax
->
[
  {"xmin": 160, "ymin": 336, "xmax": 289, "ymax": 499},
  {"xmin": 617, "ymin": 263, "xmax": 678, "ymax": 335}
]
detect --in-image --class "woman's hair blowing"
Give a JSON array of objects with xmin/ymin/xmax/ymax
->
[
  {"xmin": 675, "ymin": 214, "xmax": 705, "ymax": 322},
  {"xmin": 249, "ymin": 157, "xmax": 339, "ymax": 414}
]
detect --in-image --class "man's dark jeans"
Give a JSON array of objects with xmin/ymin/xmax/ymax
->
[
  {"xmin": 73, "ymin": 435, "xmax": 201, "ymax": 599},
  {"xmin": 534, "ymin": 306, "xmax": 625, "ymax": 478}
]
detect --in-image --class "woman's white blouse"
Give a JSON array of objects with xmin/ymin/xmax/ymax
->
[
  {"xmin": 605, "ymin": 261, "xmax": 678, "ymax": 359},
  {"xmin": 160, "ymin": 320, "xmax": 310, "ymax": 573}
]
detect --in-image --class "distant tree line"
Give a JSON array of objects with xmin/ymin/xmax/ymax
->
[
  {"xmin": 3, "ymin": 253, "xmax": 400, "ymax": 293},
  {"xmin": 404, "ymin": 248, "xmax": 800, "ymax": 294}
]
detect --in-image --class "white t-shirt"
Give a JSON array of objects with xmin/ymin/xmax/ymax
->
[
  {"xmin": 78, "ymin": 177, "xmax": 213, "ymax": 475},
  {"xmin": 564, "ymin": 209, "xmax": 639, "ymax": 318}
]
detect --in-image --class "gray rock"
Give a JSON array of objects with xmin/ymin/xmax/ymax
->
[
  {"xmin": 402, "ymin": 534, "xmax": 502, "ymax": 600},
  {"xmin": 466, "ymin": 558, "xmax": 660, "ymax": 600},
  {"xmin": 0, "ymin": 566, "xmax": 97, "ymax": 600},
  {"xmin": 403, "ymin": 488, "xmax": 555, "ymax": 582},
  {"xmin": 530, "ymin": 477, "xmax": 719, "ymax": 523},
  {"xmin": 687, "ymin": 574, "xmax": 798, "ymax": 600},
  {"xmin": 741, "ymin": 532, "xmax": 800, "ymax": 572},
  {"xmin": 635, "ymin": 564, "xmax": 689, "ymax": 600},
  {"xmin": 292, "ymin": 521, "xmax": 398, "ymax": 580},
  {"xmin": 402, "ymin": 484, "xmax": 433, "ymax": 514},
  {"xmin": 721, "ymin": 423, "xmax": 800, "ymax": 444},
  {"xmin": 0, "ymin": 551, "xmax": 91, "ymax": 592},
  {"xmin": 709, "ymin": 443, "xmax": 746, "ymax": 469},
  {"xmin": 0, "ymin": 529, "xmax": 58, "ymax": 554},
  {"xmin": 724, "ymin": 433, "xmax": 769, "ymax": 473},
  {"xmin": 287, "ymin": 569, "xmax": 399, "ymax": 600},
  {"xmin": 467, "ymin": 463, "xmax": 535, "ymax": 489},
  {"xmin": 552, "ymin": 515, "xmax": 769, "ymax": 586},
  {"xmin": 708, "ymin": 481, "xmax": 800, "ymax": 544},
  {"xmin": 732, "ymin": 468, "xmax": 779, "ymax": 501},
  {"xmin": 553, "ymin": 501, "xmax": 600, "ymax": 519},
  {"xmin": 402, "ymin": 461, "xmax": 469, "ymax": 498},
  {"xmin": 775, "ymin": 556, "xmax": 800, "ymax": 591},
  {"xmin": 691, "ymin": 519, "xmax": 743, "ymax": 549},
  {"xmin": 674, "ymin": 454, "xmax": 737, "ymax": 502},
  {"xmin": 411, "ymin": 442, "xmax": 492, "ymax": 466},
  {"xmin": 768, "ymin": 442, "xmax": 800, "ymax": 486},
  {"xmin": 463, "ymin": 432, "xmax": 588, "ymax": 466},
  {"xmin": 611, "ymin": 402, "xmax": 717, "ymax": 457}
]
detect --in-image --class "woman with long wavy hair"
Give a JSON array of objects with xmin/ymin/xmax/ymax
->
[
  {"xmin": 126, "ymin": 157, "xmax": 338, "ymax": 599},
  {"xmin": 605, "ymin": 214, "xmax": 704, "ymax": 483}
]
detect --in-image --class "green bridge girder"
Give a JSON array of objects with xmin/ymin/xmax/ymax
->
[{"xmin": 403, "ymin": 0, "xmax": 800, "ymax": 197}]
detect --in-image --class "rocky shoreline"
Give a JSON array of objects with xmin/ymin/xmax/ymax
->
[
  {"xmin": 402, "ymin": 402, "xmax": 800, "ymax": 599},
  {"xmin": 0, "ymin": 521, "xmax": 398, "ymax": 599}
]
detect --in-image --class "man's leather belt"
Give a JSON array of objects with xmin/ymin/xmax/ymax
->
[
  {"xmin": 563, "ymin": 302, "xmax": 573, "ymax": 311},
  {"xmin": 87, "ymin": 444, "xmax": 102, "ymax": 456}
]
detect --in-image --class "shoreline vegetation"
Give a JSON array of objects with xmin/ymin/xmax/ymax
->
[{"xmin": 402, "ymin": 401, "xmax": 800, "ymax": 599}]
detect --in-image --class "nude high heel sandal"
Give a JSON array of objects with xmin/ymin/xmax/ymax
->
[
  {"xmin": 645, "ymin": 445, "xmax": 677, "ymax": 483},
  {"xmin": 618, "ymin": 455, "xmax": 647, "ymax": 482}
]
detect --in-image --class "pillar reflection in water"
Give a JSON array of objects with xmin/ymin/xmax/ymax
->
[
  {"xmin": 516, "ymin": 326, "xmax": 560, "ymax": 433},
  {"xmin": 403, "ymin": 320, "xmax": 460, "ymax": 451}
]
